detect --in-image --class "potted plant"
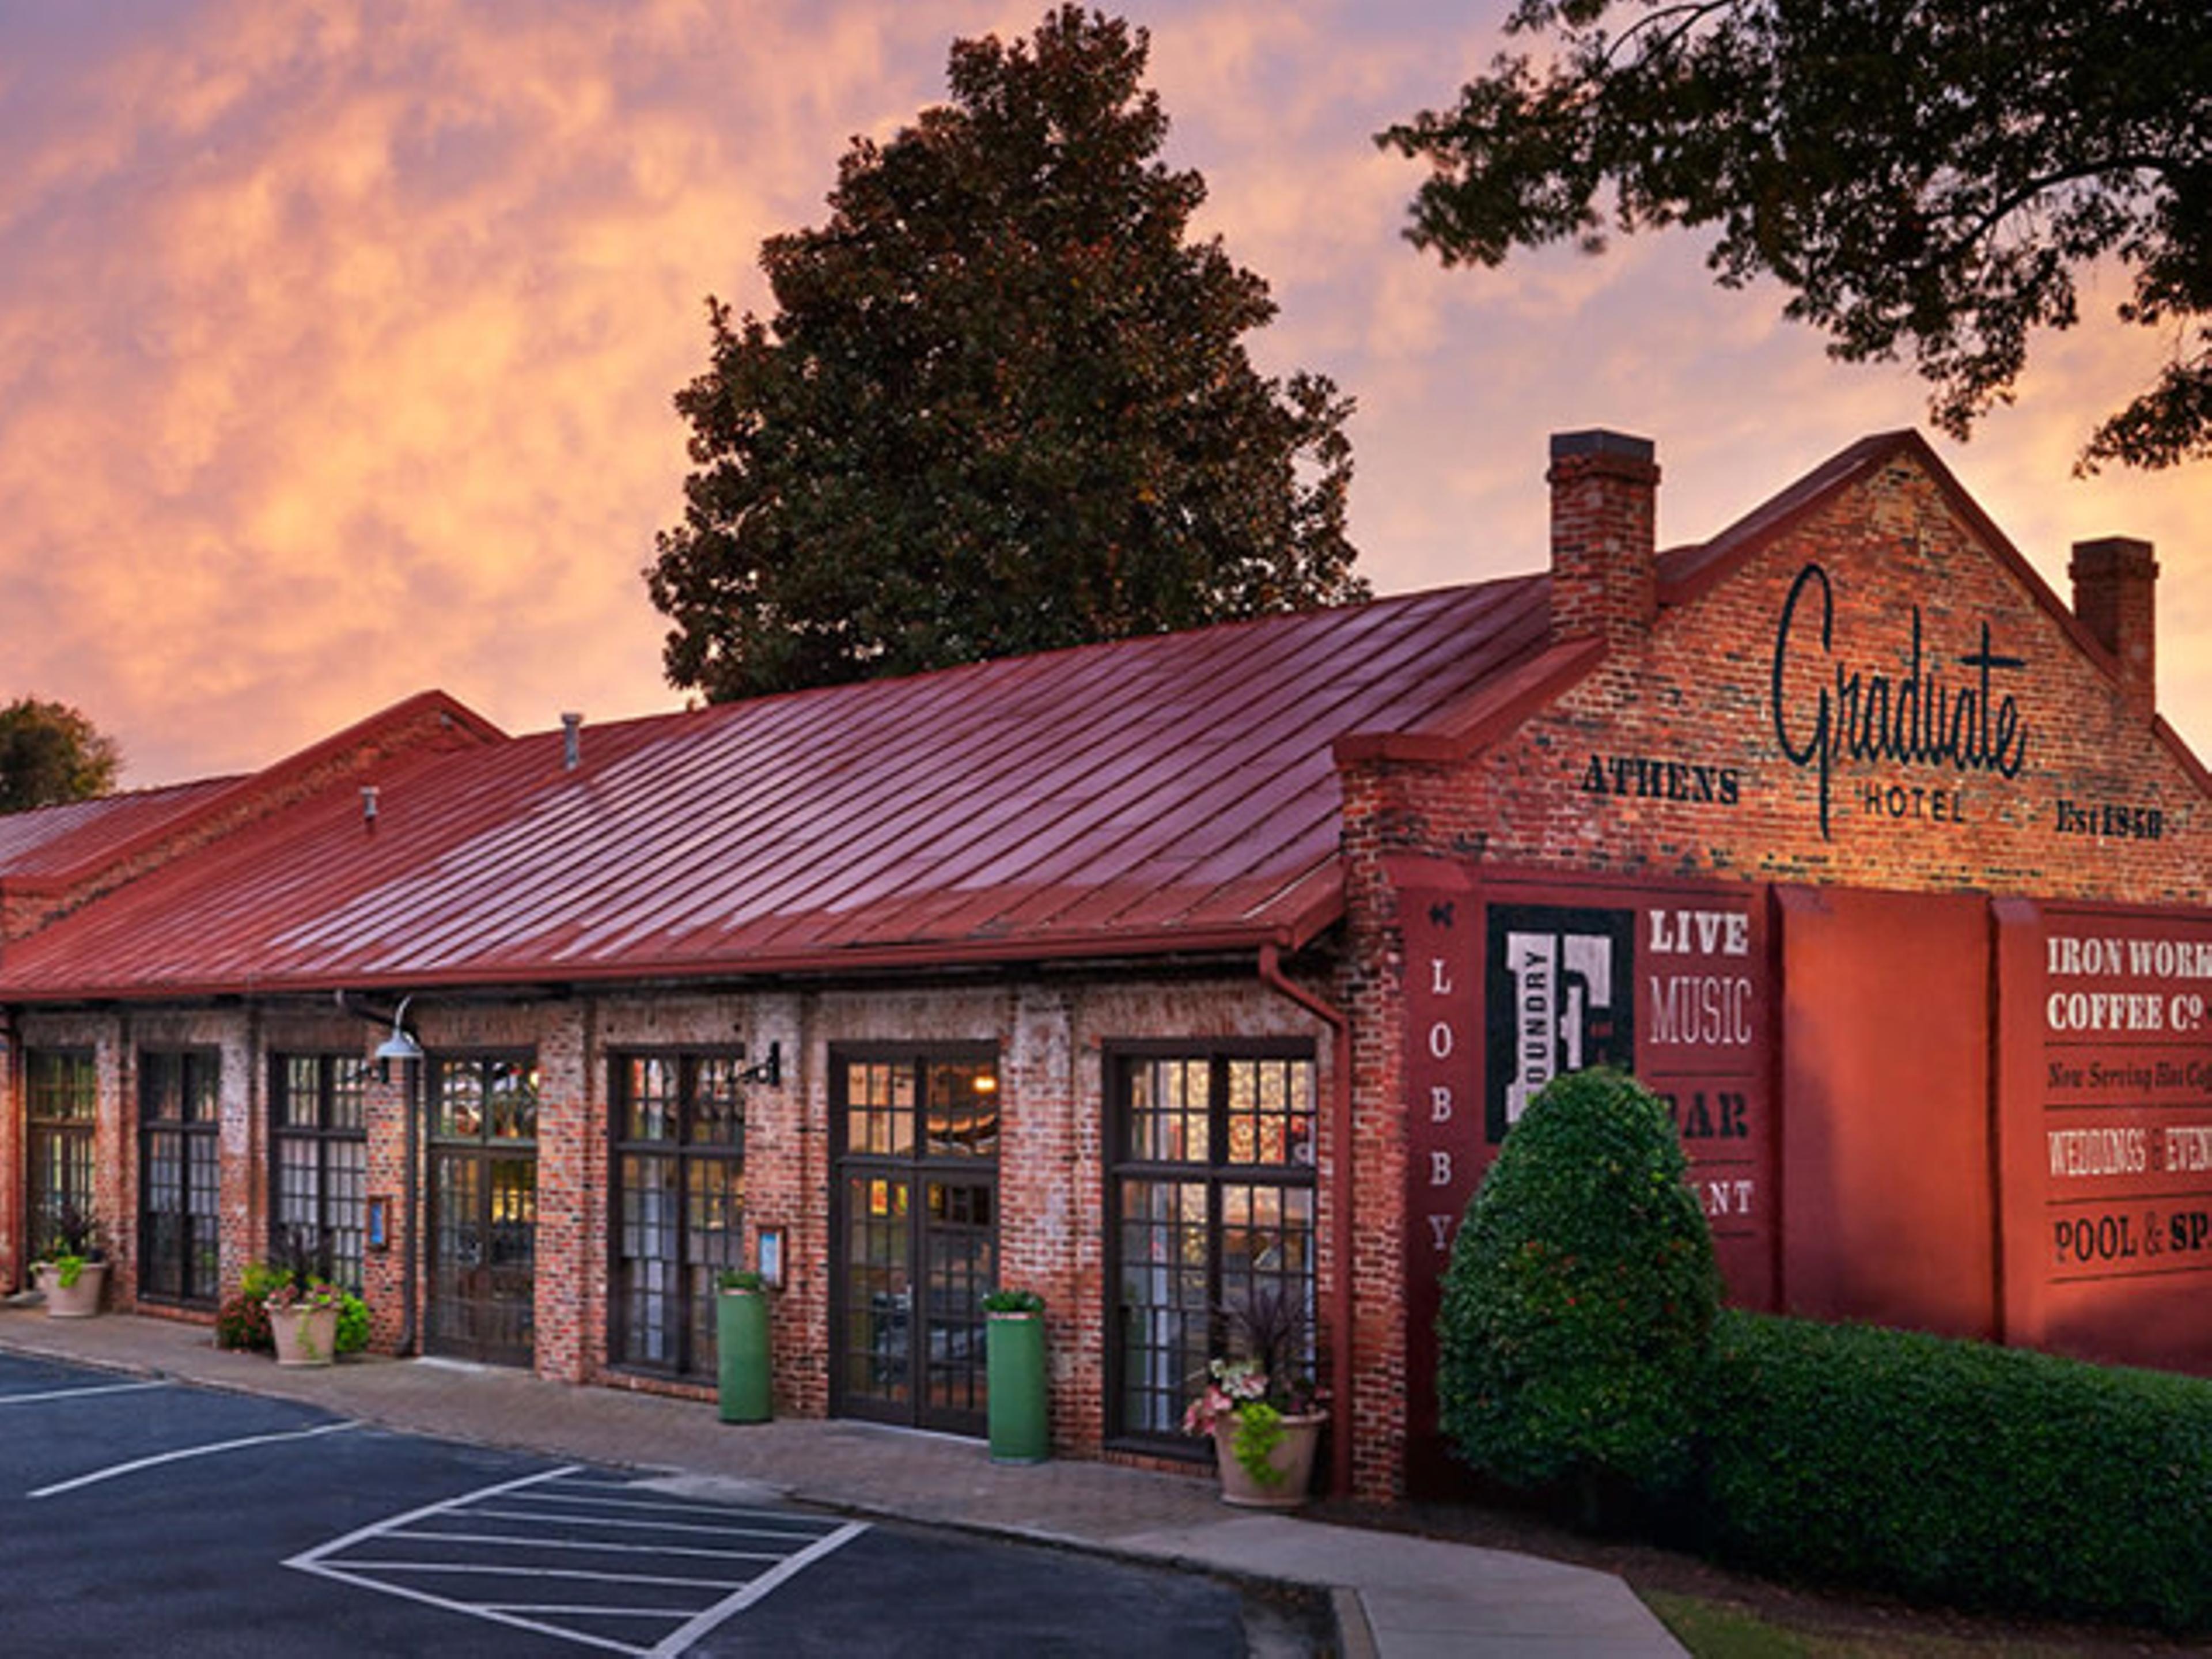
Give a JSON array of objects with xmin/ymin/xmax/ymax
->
[
  {"xmin": 1182, "ymin": 1287, "xmax": 1327, "ymax": 1507},
  {"xmin": 715, "ymin": 1268, "xmax": 772, "ymax": 1423},
  {"xmin": 31, "ymin": 1202, "xmax": 107, "ymax": 1319},
  {"xmin": 266, "ymin": 1277, "xmax": 342, "ymax": 1367},
  {"xmin": 262, "ymin": 1226, "xmax": 342, "ymax": 1367},
  {"xmin": 982, "ymin": 1287, "xmax": 1048, "ymax": 1464}
]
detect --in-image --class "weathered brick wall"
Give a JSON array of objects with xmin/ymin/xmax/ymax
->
[
  {"xmin": 0, "ymin": 971, "xmax": 1319, "ymax": 1467},
  {"xmin": 1452, "ymin": 454, "xmax": 2202, "ymax": 895},
  {"xmin": 1334, "ymin": 446, "xmax": 2212, "ymax": 1499},
  {"xmin": 1336, "ymin": 771, "xmax": 1415, "ymax": 1502}
]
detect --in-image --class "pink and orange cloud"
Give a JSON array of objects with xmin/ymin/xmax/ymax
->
[{"xmin": 0, "ymin": 1, "xmax": 2202, "ymax": 784}]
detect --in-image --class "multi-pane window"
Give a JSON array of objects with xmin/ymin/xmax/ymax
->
[
  {"xmin": 139, "ymin": 1050, "xmax": 222, "ymax": 1305},
  {"xmin": 1109, "ymin": 1047, "xmax": 1318, "ymax": 1449},
  {"xmin": 26, "ymin": 1050, "xmax": 97, "ymax": 1259},
  {"xmin": 611, "ymin": 1053, "xmax": 746, "ymax": 1377},
  {"xmin": 270, "ymin": 1055, "xmax": 370, "ymax": 1290}
]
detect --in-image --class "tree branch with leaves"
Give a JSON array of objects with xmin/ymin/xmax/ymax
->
[{"xmin": 1378, "ymin": 0, "xmax": 2212, "ymax": 471}]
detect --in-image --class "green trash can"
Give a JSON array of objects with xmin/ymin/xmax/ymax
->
[
  {"xmin": 717, "ymin": 1283, "xmax": 772, "ymax": 1424},
  {"xmin": 986, "ymin": 1307, "xmax": 1048, "ymax": 1463}
]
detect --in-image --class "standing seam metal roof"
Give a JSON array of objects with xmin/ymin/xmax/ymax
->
[{"xmin": 0, "ymin": 575, "xmax": 1554, "ymax": 999}]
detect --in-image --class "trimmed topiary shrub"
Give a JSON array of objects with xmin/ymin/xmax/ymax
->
[
  {"xmin": 1438, "ymin": 1067, "xmax": 1719, "ymax": 1508},
  {"xmin": 1702, "ymin": 1309, "xmax": 2212, "ymax": 1632}
]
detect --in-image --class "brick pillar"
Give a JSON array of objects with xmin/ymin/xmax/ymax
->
[
  {"xmin": 2070, "ymin": 536, "xmax": 2158, "ymax": 720},
  {"xmin": 1548, "ymin": 429, "xmax": 1660, "ymax": 649},
  {"xmin": 361, "ymin": 1058, "xmax": 413, "ymax": 1353}
]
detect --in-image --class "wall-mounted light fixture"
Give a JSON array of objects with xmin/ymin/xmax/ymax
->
[
  {"xmin": 738, "ymin": 1039, "xmax": 781, "ymax": 1088},
  {"xmin": 376, "ymin": 994, "xmax": 425, "ymax": 1065}
]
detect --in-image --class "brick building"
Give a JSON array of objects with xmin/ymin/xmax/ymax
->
[{"xmin": 2, "ymin": 428, "xmax": 2206, "ymax": 1501}]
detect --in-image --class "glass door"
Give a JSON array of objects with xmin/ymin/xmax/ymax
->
[
  {"xmin": 427, "ymin": 1055, "xmax": 538, "ymax": 1367},
  {"xmin": 139, "ymin": 1051, "xmax": 222, "ymax": 1306},
  {"xmin": 831, "ymin": 1049, "xmax": 999, "ymax": 1435}
]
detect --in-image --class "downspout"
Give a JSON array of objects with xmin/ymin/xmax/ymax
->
[{"xmin": 1259, "ymin": 940, "xmax": 1355, "ymax": 1501}]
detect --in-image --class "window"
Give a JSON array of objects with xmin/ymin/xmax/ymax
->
[
  {"xmin": 139, "ymin": 1050, "xmax": 222, "ymax": 1305},
  {"xmin": 270, "ymin": 1054, "xmax": 370, "ymax": 1290},
  {"xmin": 610, "ymin": 1053, "xmax": 746, "ymax": 1377},
  {"xmin": 1108, "ymin": 1046, "xmax": 1317, "ymax": 1449},
  {"xmin": 25, "ymin": 1050, "xmax": 96, "ymax": 1259}
]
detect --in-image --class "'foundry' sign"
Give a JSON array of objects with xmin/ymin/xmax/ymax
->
[{"xmin": 1398, "ymin": 869, "xmax": 1773, "ymax": 1494}]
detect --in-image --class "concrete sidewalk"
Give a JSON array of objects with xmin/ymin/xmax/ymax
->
[{"xmin": 0, "ymin": 1304, "xmax": 1684, "ymax": 1657}]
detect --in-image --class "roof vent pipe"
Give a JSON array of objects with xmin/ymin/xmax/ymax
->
[
  {"xmin": 361, "ymin": 785, "xmax": 378, "ymax": 828},
  {"xmin": 562, "ymin": 712, "xmax": 584, "ymax": 771}
]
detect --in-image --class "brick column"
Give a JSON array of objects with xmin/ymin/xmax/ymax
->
[
  {"xmin": 1548, "ymin": 429, "xmax": 1660, "ymax": 649},
  {"xmin": 2070, "ymin": 536, "xmax": 2158, "ymax": 721}
]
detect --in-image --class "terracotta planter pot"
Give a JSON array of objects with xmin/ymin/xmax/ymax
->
[
  {"xmin": 268, "ymin": 1303, "xmax": 340, "ymax": 1368},
  {"xmin": 1211, "ymin": 1410, "xmax": 1326, "ymax": 1508},
  {"xmin": 34, "ymin": 1260, "xmax": 107, "ymax": 1319}
]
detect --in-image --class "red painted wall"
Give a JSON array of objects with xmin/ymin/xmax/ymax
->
[
  {"xmin": 1774, "ymin": 886, "xmax": 1995, "ymax": 1337},
  {"xmin": 1995, "ymin": 899, "xmax": 2212, "ymax": 1374}
]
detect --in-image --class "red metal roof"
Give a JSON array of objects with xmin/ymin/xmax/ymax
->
[
  {"xmin": 0, "ymin": 577, "xmax": 1553, "ymax": 999},
  {"xmin": 0, "ymin": 779, "xmax": 239, "ymax": 881}
]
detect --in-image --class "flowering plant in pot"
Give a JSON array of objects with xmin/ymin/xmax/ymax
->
[
  {"xmin": 263, "ymin": 1228, "xmax": 343, "ymax": 1367},
  {"xmin": 1181, "ymin": 1286, "xmax": 1325, "ymax": 1506},
  {"xmin": 32, "ymin": 1202, "xmax": 108, "ymax": 1317}
]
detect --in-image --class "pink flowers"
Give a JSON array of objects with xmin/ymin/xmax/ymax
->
[{"xmin": 1181, "ymin": 1357, "xmax": 1316, "ymax": 1437}]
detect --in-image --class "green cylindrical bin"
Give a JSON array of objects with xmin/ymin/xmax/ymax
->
[
  {"xmin": 986, "ymin": 1311, "xmax": 1048, "ymax": 1463},
  {"xmin": 717, "ymin": 1289, "xmax": 772, "ymax": 1424}
]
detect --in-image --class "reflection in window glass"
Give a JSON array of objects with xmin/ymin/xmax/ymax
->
[
  {"xmin": 270, "ymin": 1054, "xmax": 370, "ymax": 1290},
  {"xmin": 611, "ymin": 1052, "xmax": 747, "ymax": 1378},
  {"xmin": 1110, "ymin": 1050, "xmax": 1317, "ymax": 1444}
]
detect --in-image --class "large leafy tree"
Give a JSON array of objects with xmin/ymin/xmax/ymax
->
[
  {"xmin": 1378, "ymin": 1, "xmax": 2212, "ymax": 471},
  {"xmin": 0, "ymin": 698, "xmax": 120, "ymax": 812},
  {"xmin": 649, "ymin": 6, "xmax": 1364, "ymax": 702}
]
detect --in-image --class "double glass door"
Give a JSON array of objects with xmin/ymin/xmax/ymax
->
[{"xmin": 832, "ymin": 1049, "xmax": 999, "ymax": 1435}]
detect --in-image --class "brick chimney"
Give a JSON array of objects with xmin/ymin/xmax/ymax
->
[
  {"xmin": 2069, "ymin": 536, "xmax": 2158, "ymax": 719},
  {"xmin": 1548, "ymin": 429, "xmax": 1659, "ymax": 647}
]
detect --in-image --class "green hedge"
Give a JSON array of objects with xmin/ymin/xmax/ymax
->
[{"xmin": 1701, "ymin": 1309, "xmax": 2212, "ymax": 1631}]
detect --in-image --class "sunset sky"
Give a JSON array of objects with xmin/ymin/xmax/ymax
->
[{"xmin": 2, "ymin": 0, "xmax": 2203, "ymax": 787}]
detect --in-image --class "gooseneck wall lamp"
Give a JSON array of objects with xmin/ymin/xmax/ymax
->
[{"xmin": 376, "ymin": 995, "xmax": 425, "ymax": 1065}]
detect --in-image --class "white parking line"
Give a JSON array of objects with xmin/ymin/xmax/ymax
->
[
  {"xmin": 287, "ymin": 1465, "xmax": 869, "ymax": 1656},
  {"xmin": 646, "ymin": 1522, "xmax": 868, "ymax": 1658},
  {"xmin": 290, "ymin": 1464, "xmax": 586, "ymax": 1563},
  {"xmin": 0, "ymin": 1380, "xmax": 168, "ymax": 1408},
  {"xmin": 30, "ymin": 1419, "xmax": 360, "ymax": 1497}
]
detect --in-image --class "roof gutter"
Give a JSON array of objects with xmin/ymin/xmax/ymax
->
[
  {"xmin": 1257, "ymin": 940, "xmax": 1355, "ymax": 1501},
  {"xmin": 0, "ymin": 917, "xmax": 1353, "ymax": 1007}
]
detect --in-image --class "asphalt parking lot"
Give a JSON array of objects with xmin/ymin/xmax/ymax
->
[{"xmin": 0, "ymin": 1351, "xmax": 1256, "ymax": 1656}]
